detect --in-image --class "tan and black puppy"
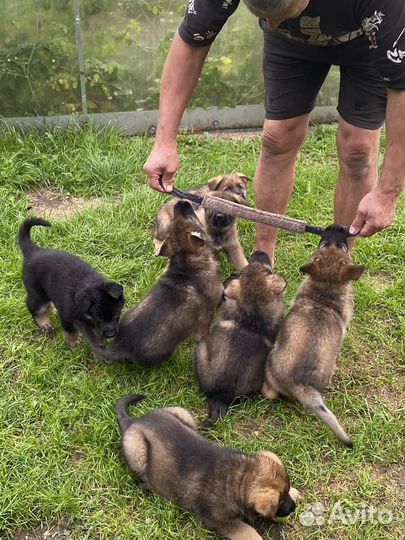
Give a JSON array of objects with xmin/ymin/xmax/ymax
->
[
  {"xmin": 154, "ymin": 173, "xmax": 250, "ymax": 270},
  {"xmin": 262, "ymin": 225, "xmax": 365, "ymax": 447},
  {"xmin": 117, "ymin": 395, "xmax": 299, "ymax": 540},
  {"xmin": 79, "ymin": 201, "xmax": 222, "ymax": 365},
  {"xmin": 195, "ymin": 251, "xmax": 286, "ymax": 427}
]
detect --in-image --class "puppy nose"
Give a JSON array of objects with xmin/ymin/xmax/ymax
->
[
  {"xmin": 287, "ymin": 500, "xmax": 296, "ymax": 515},
  {"xmin": 213, "ymin": 213, "xmax": 227, "ymax": 227},
  {"xmin": 275, "ymin": 496, "xmax": 296, "ymax": 517},
  {"xmin": 103, "ymin": 328, "xmax": 117, "ymax": 339}
]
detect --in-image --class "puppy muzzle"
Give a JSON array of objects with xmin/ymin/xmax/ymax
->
[
  {"xmin": 275, "ymin": 494, "xmax": 296, "ymax": 518},
  {"xmin": 212, "ymin": 213, "xmax": 232, "ymax": 228},
  {"xmin": 102, "ymin": 326, "xmax": 119, "ymax": 339}
]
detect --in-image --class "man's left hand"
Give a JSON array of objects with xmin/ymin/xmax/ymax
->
[{"xmin": 349, "ymin": 186, "xmax": 397, "ymax": 237}]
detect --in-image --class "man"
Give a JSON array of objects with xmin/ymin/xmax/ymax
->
[{"xmin": 144, "ymin": 0, "xmax": 405, "ymax": 263}]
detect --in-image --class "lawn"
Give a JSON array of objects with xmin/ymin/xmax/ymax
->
[{"xmin": 0, "ymin": 124, "xmax": 404, "ymax": 540}]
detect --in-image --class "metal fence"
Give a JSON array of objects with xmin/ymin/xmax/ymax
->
[{"xmin": 0, "ymin": 0, "xmax": 339, "ymax": 133}]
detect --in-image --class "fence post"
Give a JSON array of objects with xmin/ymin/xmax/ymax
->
[{"xmin": 74, "ymin": 0, "xmax": 88, "ymax": 115}]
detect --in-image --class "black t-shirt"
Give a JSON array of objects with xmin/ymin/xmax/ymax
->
[{"xmin": 179, "ymin": 0, "xmax": 405, "ymax": 89}]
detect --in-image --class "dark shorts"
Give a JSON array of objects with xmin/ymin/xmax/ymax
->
[{"xmin": 262, "ymin": 24, "xmax": 387, "ymax": 130}]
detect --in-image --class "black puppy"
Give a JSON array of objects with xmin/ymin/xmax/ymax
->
[{"xmin": 19, "ymin": 217, "xmax": 124, "ymax": 346}]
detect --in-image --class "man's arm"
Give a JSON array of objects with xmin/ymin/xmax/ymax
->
[
  {"xmin": 144, "ymin": 32, "xmax": 211, "ymax": 193},
  {"xmin": 144, "ymin": 0, "xmax": 240, "ymax": 192},
  {"xmin": 350, "ymin": 88, "xmax": 405, "ymax": 236}
]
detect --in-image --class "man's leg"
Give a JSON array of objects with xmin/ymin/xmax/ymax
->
[
  {"xmin": 335, "ymin": 117, "xmax": 381, "ymax": 239},
  {"xmin": 254, "ymin": 114, "xmax": 310, "ymax": 264}
]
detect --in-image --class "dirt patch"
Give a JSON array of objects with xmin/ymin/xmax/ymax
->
[
  {"xmin": 337, "ymin": 343, "xmax": 404, "ymax": 414},
  {"xmin": 372, "ymin": 462, "xmax": 404, "ymax": 484},
  {"xmin": 236, "ymin": 417, "xmax": 264, "ymax": 438},
  {"xmin": 367, "ymin": 270, "xmax": 395, "ymax": 291},
  {"xmin": 27, "ymin": 189, "xmax": 102, "ymax": 219},
  {"xmin": 12, "ymin": 524, "xmax": 71, "ymax": 540}
]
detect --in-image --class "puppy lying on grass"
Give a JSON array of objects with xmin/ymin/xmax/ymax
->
[
  {"xmin": 154, "ymin": 173, "xmax": 250, "ymax": 270},
  {"xmin": 262, "ymin": 225, "xmax": 365, "ymax": 447},
  {"xmin": 80, "ymin": 201, "xmax": 223, "ymax": 365},
  {"xmin": 195, "ymin": 251, "xmax": 286, "ymax": 427},
  {"xmin": 117, "ymin": 395, "xmax": 299, "ymax": 540},
  {"xmin": 19, "ymin": 217, "xmax": 124, "ymax": 346}
]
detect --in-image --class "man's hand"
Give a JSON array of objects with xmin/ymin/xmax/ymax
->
[
  {"xmin": 143, "ymin": 33, "xmax": 210, "ymax": 194},
  {"xmin": 143, "ymin": 143, "xmax": 179, "ymax": 193},
  {"xmin": 349, "ymin": 186, "xmax": 397, "ymax": 237}
]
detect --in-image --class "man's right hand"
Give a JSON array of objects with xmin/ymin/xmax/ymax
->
[{"xmin": 144, "ymin": 143, "xmax": 179, "ymax": 193}]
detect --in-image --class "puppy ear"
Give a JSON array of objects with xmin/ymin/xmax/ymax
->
[
  {"xmin": 250, "ymin": 489, "xmax": 280, "ymax": 518},
  {"xmin": 156, "ymin": 238, "xmax": 173, "ymax": 257},
  {"xmin": 299, "ymin": 261, "xmax": 314, "ymax": 275},
  {"xmin": 224, "ymin": 278, "xmax": 241, "ymax": 300},
  {"xmin": 237, "ymin": 173, "xmax": 251, "ymax": 187},
  {"xmin": 267, "ymin": 274, "xmax": 287, "ymax": 294},
  {"xmin": 105, "ymin": 282, "xmax": 123, "ymax": 299},
  {"xmin": 190, "ymin": 230, "xmax": 205, "ymax": 249},
  {"xmin": 207, "ymin": 175, "xmax": 224, "ymax": 190},
  {"xmin": 190, "ymin": 231, "xmax": 205, "ymax": 241},
  {"xmin": 341, "ymin": 264, "xmax": 365, "ymax": 281},
  {"xmin": 153, "ymin": 238, "xmax": 163, "ymax": 256}
]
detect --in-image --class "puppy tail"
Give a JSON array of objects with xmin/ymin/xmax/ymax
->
[
  {"xmin": 18, "ymin": 217, "xmax": 51, "ymax": 255},
  {"xmin": 297, "ymin": 386, "xmax": 353, "ymax": 447},
  {"xmin": 89, "ymin": 341, "xmax": 127, "ymax": 361},
  {"xmin": 116, "ymin": 395, "xmax": 146, "ymax": 433},
  {"xmin": 201, "ymin": 399, "xmax": 229, "ymax": 429}
]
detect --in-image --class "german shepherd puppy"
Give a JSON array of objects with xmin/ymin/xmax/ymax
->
[
  {"xmin": 117, "ymin": 395, "xmax": 299, "ymax": 540},
  {"xmin": 80, "ymin": 201, "xmax": 223, "ymax": 365},
  {"xmin": 195, "ymin": 252, "xmax": 286, "ymax": 426},
  {"xmin": 261, "ymin": 225, "xmax": 365, "ymax": 447},
  {"xmin": 18, "ymin": 217, "xmax": 124, "ymax": 346},
  {"xmin": 154, "ymin": 173, "xmax": 250, "ymax": 270}
]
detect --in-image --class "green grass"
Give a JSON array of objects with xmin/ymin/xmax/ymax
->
[{"xmin": 0, "ymin": 124, "xmax": 404, "ymax": 540}]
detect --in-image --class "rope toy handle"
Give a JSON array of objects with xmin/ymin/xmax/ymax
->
[
  {"xmin": 157, "ymin": 174, "xmax": 354, "ymax": 238},
  {"xmin": 201, "ymin": 196, "xmax": 308, "ymax": 233}
]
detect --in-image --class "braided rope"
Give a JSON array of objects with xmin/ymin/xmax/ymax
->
[{"xmin": 201, "ymin": 196, "xmax": 308, "ymax": 234}]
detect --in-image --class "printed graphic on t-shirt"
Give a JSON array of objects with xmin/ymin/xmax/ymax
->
[
  {"xmin": 187, "ymin": 0, "xmax": 196, "ymax": 15},
  {"xmin": 192, "ymin": 30, "xmax": 218, "ymax": 41},
  {"xmin": 299, "ymin": 16, "xmax": 362, "ymax": 45},
  {"xmin": 361, "ymin": 11, "xmax": 385, "ymax": 49},
  {"xmin": 278, "ymin": 16, "xmax": 362, "ymax": 46},
  {"xmin": 387, "ymin": 27, "xmax": 405, "ymax": 63},
  {"xmin": 222, "ymin": 0, "xmax": 234, "ymax": 9}
]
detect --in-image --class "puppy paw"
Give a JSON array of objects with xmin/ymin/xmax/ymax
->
[
  {"xmin": 260, "ymin": 381, "xmax": 279, "ymax": 400},
  {"xmin": 35, "ymin": 314, "xmax": 54, "ymax": 335},
  {"xmin": 40, "ymin": 322, "xmax": 54, "ymax": 336},
  {"xmin": 63, "ymin": 331, "xmax": 80, "ymax": 348},
  {"xmin": 289, "ymin": 487, "xmax": 302, "ymax": 503}
]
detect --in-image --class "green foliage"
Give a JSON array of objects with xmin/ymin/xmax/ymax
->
[{"xmin": 0, "ymin": 0, "xmax": 338, "ymax": 117}]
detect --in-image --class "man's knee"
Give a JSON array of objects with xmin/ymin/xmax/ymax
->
[
  {"xmin": 339, "ymin": 142, "xmax": 373, "ymax": 180},
  {"xmin": 337, "ymin": 124, "xmax": 380, "ymax": 181},
  {"xmin": 261, "ymin": 117, "xmax": 308, "ymax": 160}
]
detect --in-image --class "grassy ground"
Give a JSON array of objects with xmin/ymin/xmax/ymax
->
[{"xmin": 0, "ymin": 124, "xmax": 404, "ymax": 540}]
